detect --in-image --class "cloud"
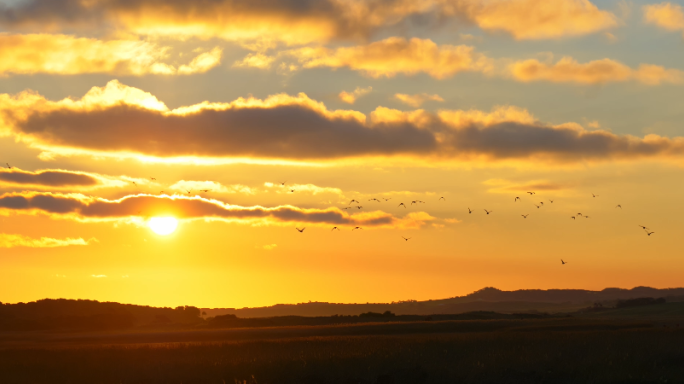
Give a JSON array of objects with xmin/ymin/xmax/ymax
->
[
  {"xmin": 448, "ymin": 0, "xmax": 619, "ymax": 40},
  {"xmin": 233, "ymin": 53, "xmax": 277, "ymax": 70},
  {"xmin": 0, "ymin": 0, "xmax": 618, "ymax": 44},
  {"xmin": 91, "ymin": 275, "xmax": 107, "ymax": 278},
  {"xmin": 339, "ymin": 86, "xmax": 373, "ymax": 104},
  {"xmin": 169, "ymin": 181, "xmax": 256, "ymax": 195},
  {"xmin": 509, "ymin": 56, "xmax": 684, "ymax": 85},
  {"xmin": 0, "ymin": 192, "xmax": 434, "ymax": 229},
  {"xmin": 0, "ymin": 33, "xmax": 222, "ymax": 76},
  {"xmin": 393, "ymin": 93, "xmax": 444, "ymax": 107},
  {"xmin": 4, "ymin": 80, "xmax": 684, "ymax": 165},
  {"xmin": 284, "ymin": 37, "xmax": 494, "ymax": 79},
  {"xmin": 265, "ymin": 183, "xmax": 344, "ymax": 195},
  {"xmin": 0, "ymin": 168, "xmax": 133, "ymax": 190},
  {"xmin": 0, "ymin": 233, "xmax": 91, "ymax": 248},
  {"xmin": 643, "ymin": 2, "xmax": 684, "ymax": 35},
  {"xmin": 484, "ymin": 179, "xmax": 571, "ymax": 194}
]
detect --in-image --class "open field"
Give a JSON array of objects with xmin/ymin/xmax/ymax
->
[{"xmin": 2, "ymin": 314, "xmax": 684, "ymax": 384}]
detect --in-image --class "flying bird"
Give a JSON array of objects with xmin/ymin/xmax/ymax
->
[
  {"xmin": 484, "ymin": 209, "xmax": 492, "ymax": 215},
  {"xmin": 468, "ymin": 208, "xmax": 472, "ymax": 214},
  {"xmin": 131, "ymin": 181, "xmax": 137, "ymax": 186},
  {"xmin": 638, "ymin": 225, "xmax": 649, "ymax": 230},
  {"xmin": 645, "ymin": 231, "xmax": 655, "ymax": 236},
  {"xmin": 369, "ymin": 198, "xmax": 380, "ymax": 202},
  {"xmin": 150, "ymin": 177, "xmax": 156, "ymax": 181},
  {"xmin": 290, "ymin": 189, "xmax": 295, "ymax": 193},
  {"xmin": 185, "ymin": 190, "xmax": 192, "ymax": 195},
  {"xmin": 331, "ymin": 227, "xmax": 340, "ymax": 231},
  {"xmin": 5, "ymin": 163, "xmax": 11, "ymax": 169},
  {"xmin": 401, "ymin": 236, "xmax": 411, "ymax": 241},
  {"xmin": 439, "ymin": 197, "xmax": 445, "ymax": 201},
  {"xmin": 295, "ymin": 228, "xmax": 306, "ymax": 233},
  {"xmin": 527, "ymin": 192, "xmax": 535, "ymax": 195},
  {"xmin": 584, "ymin": 216, "xmax": 590, "ymax": 219},
  {"xmin": 592, "ymin": 194, "xmax": 599, "ymax": 198},
  {"xmin": 549, "ymin": 200, "xmax": 554, "ymax": 203},
  {"xmin": 411, "ymin": 200, "xmax": 418, "ymax": 205},
  {"xmin": 539, "ymin": 202, "xmax": 544, "ymax": 206},
  {"xmin": 280, "ymin": 182, "xmax": 286, "ymax": 186},
  {"xmin": 383, "ymin": 198, "xmax": 392, "ymax": 201},
  {"xmin": 616, "ymin": 205, "xmax": 622, "ymax": 209},
  {"xmin": 521, "ymin": 214, "xmax": 529, "ymax": 219},
  {"xmin": 514, "ymin": 197, "xmax": 520, "ymax": 202},
  {"xmin": 342, "ymin": 207, "xmax": 352, "ymax": 210},
  {"xmin": 200, "ymin": 189, "xmax": 211, "ymax": 193},
  {"xmin": 577, "ymin": 213, "xmax": 583, "ymax": 217},
  {"xmin": 349, "ymin": 199, "xmax": 359, "ymax": 205},
  {"xmin": 352, "ymin": 227, "xmax": 363, "ymax": 231},
  {"xmin": 571, "ymin": 216, "xmax": 575, "ymax": 220},
  {"xmin": 561, "ymin": 259, "xmax": 567, "ymax": 265},
  {"xmin": 398, "ymin": 203, "xmax": 406, "ymax": 208},
  {"xmin": 356, "ymin": 206, "xmax": 363, "ymax": 209},
  {"xmin": 534, "ymin": 204, "xmax": 540, "ymax": 209}
]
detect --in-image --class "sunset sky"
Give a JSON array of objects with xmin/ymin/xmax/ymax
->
[{"xmin": 1, "ymin": 0, "xmax": 684, "ymax": 309}]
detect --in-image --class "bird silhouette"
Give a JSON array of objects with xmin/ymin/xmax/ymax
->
[
  {"xmin": 159, "ymin": 191, "xmax": 165, "ymax": 194},
  {"xmin": 383, "ymin": 198, "xmax": 392, "ymax": 201},
  {"xmin": 539, "ymin": 202, "xmax": 544, "ymax": 206},
  {"xmin": 131, "ymin": 181, "xmax": 137, "ymax": 186},
  {"xmin": 353, "ymin": 227, "xmax": 363, "ymax": 231},
  {"xmin": 521, "ymin": 214, "xmax": 529, "ymax": 218},
  {"xmin": 439, "ymin": 197, "xmax": 445, "ymax": 201},
  {"xmin": 280, "ymin": 182, "xmax": 286, "ymax": 186},
  {"xmin": 468, "ymin": 208, "xmax": 472, "ymax": 214},
  {"xmin": 295, "ymin": 227, "xmax": 306, "ymax": 233},
  {"xmin": 592, "ymin": 193, "xmax": 599, "ymax": 198},
  {"xmin": 369, "ymin": 198, "xmax": 380, "ymax": 202},
  {"xmin": 584, "ymin": 216, "xmax": 590, "ymax": 219},
  {"xmin": 185, "ymin": 189, "xmax": 192, "ymax": 195},
  {"xmin": 571, "ymin": 216, "xmax": 575, "ymax": 220},
  {"xmin": 515, "ymin": 197, "xmax": 520, "ymax": 202},
  {"xmin": 638, "ymin": 225, "xmax": 649, "ymax": 230},
  {"xmin": 289, "ymin": 189, "xmax": 295, "ymax": 193},
  {"xmin": 411, "ymin": 200, "xmax": 418, "ymax": 205},
  {"xmin": 331, "ymin": 227, "xmax": 340, "ymax": 231},
  {"xmin": 356, "ymin": 206, "xmax": 363, "ymax": 209},
  {"xmin": 5, "ymin": 163, "xmax": 11, "ymax": 169},
  {"xmin": 398, "ymin": 203, "xmax": 406, "ymax": 208},
  {"xmin": 561, "ymin": 259, "xmax": 567, "ymax": 265},
  {"xmin": 349, "ymin": 199, "xmax": 359, "ymax": 205},
  {"xmin": 534, "ymin": 204, "xmax": 540, "ymax": 209},
  {"xmin": 577, "ymin": 213, "xmax": 583, "ymax": 217},
  {"xmin": 150, "ymin": 177, "xmax": 156, "ymax": 181},
  {"xmin": 527, "ymin": 192, "xmax": 535, "ymax": 195},
  {"xmin": 342, "ymin": 207, "xmax": 352, "ymax": 210},
  {"xmin": 401, "ymin": 236, "xmax": 411, "ymax": 241},
  {"xmin": 616, "ymin": 205, "xmax": 622, "ymax": 209},
  {"xmin": 484, "ymin": 209, "xmax": 492, "ymax": 215},
  {"xmin": 200, "ymin": 189, "xmax": 211, "ymax": 193},
  {"xmin": 645, "ymin": 231, "xmax": 655, "ymax": 236},
  {"xmin": 549, "ymin": 200, "xmax": 554, "ymax": 203}
]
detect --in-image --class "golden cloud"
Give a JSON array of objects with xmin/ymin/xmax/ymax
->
[
  {"xmin": 0, "ymin": 0, "xmax": 618, "ymax": 44},
  {"xmin": 509, "ymin": 57, "xmax": 684, "ymax": 85},
  {"xmin": 393, "ymin": 93, "xmax": 444, "ymax": 108},
  {"xmin": 0, "ymin": 168, "xmax": 139, "ymax": 190},
  {"xmin": 285, "ymin": 38, "xmax": 494, "ymax": 79},
  {"xmin": 3, "ymin": 81, "xmax": 684, "ymax": 165},
  {"xmin": 0, "ymin": 233, "xmax": 91, "ymax": 248},
  {"xmin": 448, "ymin": 0, "xmax": 619, "ymax": 40},
  {"xmin": 643, "ymin": 2, "xmax": 684, "ymax": 34},
  {"xmin": 339, "ymin": 86, "xmax": 373, "ymax": 104},
  {"xmin": 0, "ymin": 33, "xmax": 221, "ymax": 76},
  {"xmin": 0, "ymin": 192, "xmax": 434, "ymax": 229}
]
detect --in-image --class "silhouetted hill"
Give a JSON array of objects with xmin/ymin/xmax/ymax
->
[{"xmin": 201, "ymin": 287, "xmax": 684, "ymax": 318}]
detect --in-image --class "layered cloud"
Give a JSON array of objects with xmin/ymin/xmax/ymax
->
[
  {"xmin": 0, "ymin": 192, "xmax": 434, "ymax": 229},
  {"xmin": 643, "ymin": 2, "xmax": 684, "ymax": 36},
  {"xmin": 0, "ymin": 0, "xmax": 619, "ymax": 44},
  {"xmin": 3, "ymin": 81, "xmax": 684, "ymax": 165},
  {"xmin": 509, "ymin": 56, "xmax": 684, "ymax": 85},
  {"xmin": 0, "ymin": 34, "xmax": 222, "ymax": 76},
  {"xmin": 0, "ymin": 168, "xmax": 138, "ymax": 190},
  {"xmin": 278, "ymin": 38, "xmax": 493, "ymax": 79},
  {"xmin": 339, "ymin": 86, "xmax": 373, "ymax": 104},
  {"xmin": 393, "ymin": 93, "xmax": 444, "ymax": 107},
  {"xmin": 0, "ymin": 233, "xmax": 91, "ymax": 248}
]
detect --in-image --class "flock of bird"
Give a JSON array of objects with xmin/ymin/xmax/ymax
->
[{"xmin": 2, "ymin": 164, "xmax": 657, "ymax": 265}]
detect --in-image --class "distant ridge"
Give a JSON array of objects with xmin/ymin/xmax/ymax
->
[{"xmin": 202, "ymin": 287, "xmax": 684, "ymax": 318}]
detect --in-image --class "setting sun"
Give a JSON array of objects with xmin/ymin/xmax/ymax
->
[{"xmin": 148, "ymin": 217, "xmax": 178, "ymax": 235}]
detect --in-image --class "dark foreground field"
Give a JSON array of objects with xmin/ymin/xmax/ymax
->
[{"xmin": 1, "ymin": 315, "xmax": 684, "ymax": 384}]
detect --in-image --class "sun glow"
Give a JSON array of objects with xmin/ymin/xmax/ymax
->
[{"xmin": 148, "ymin": 217, "xmax": 178, "ymax": 235}]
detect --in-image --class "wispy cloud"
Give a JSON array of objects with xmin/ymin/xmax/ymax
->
[
  {"xmin": 0, "ymin": 233, "xmax": 92, "ymax": 248},
  {"xmin": 393, "ymin": 93, "xmax": 444, "ymax": 108},
  {"xmin": 643, "ymin": 2, "xmax": 684, "ymax": 36},
  {"xmin": 339, "ymin": 86, "xmax": 372, "ymax": 104}
]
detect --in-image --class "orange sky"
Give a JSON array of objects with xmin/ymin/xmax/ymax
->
[{"xmin": 1, "ymin": 0, "xmax": 684, "ymax": 308}]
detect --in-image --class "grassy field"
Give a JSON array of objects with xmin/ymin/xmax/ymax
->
[{"xmin": 1, "ymin": 315, "xmax": 684, "ymax": 384}]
